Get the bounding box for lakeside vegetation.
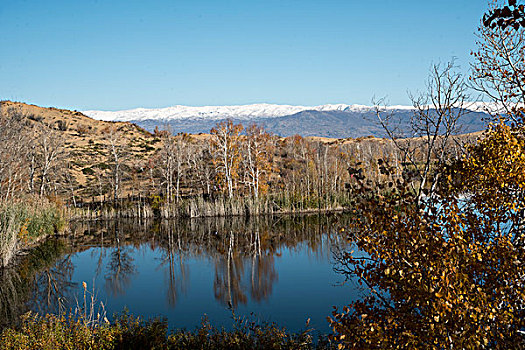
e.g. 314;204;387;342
1;312;331;350
0;199;65;268
0;98;477;220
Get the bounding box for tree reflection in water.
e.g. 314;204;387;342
104;222;136;297
1;213;350;329
212;229;279;309
250;231;277;302
0;239;71;329
160;223;189;307
29;254;76;315
214;231;247;309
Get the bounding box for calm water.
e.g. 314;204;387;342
0;214;363;333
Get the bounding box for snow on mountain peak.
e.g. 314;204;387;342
82;102;500;123
82;103;402;122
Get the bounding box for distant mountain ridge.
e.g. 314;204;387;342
83;103;492;138
83;103;414;122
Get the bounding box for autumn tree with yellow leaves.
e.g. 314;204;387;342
331;135;525;347
472;0;525;122
330;123;525;348
329;1;525;348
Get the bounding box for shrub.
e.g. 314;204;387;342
0;311;330;350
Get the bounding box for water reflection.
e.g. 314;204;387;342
1;213;357;332
0;239;72;329
104;222;137;297
162;224;189;306
29;254;76;315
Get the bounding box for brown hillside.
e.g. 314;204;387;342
0;101;160;198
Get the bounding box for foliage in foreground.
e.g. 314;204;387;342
328;2;525;346
329;123;525;349
0;311;331;350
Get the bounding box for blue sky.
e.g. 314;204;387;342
0;0;487;110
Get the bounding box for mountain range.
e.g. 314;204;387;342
83;103;492;138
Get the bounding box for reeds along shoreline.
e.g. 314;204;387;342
0;200;66;268
65;192;350;221
0;191;349;269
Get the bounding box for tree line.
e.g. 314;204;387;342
0;101;477;218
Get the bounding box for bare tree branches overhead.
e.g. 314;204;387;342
375;61;469;205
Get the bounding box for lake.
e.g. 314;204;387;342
0;213;363;334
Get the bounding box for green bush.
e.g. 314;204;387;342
25;205;65;239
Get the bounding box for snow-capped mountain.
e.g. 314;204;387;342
82;103;413;122
82;103;490;138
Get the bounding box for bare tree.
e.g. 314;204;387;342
174;134;191;202
103;126;126;204
27;142;37;194
159;130;190;204
210;120;243;199
63;160;78;207
187;142;214;197
35;125;64;197
242;124;274;199
376;61;469;205
0;107;30;201
159;129;176;205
